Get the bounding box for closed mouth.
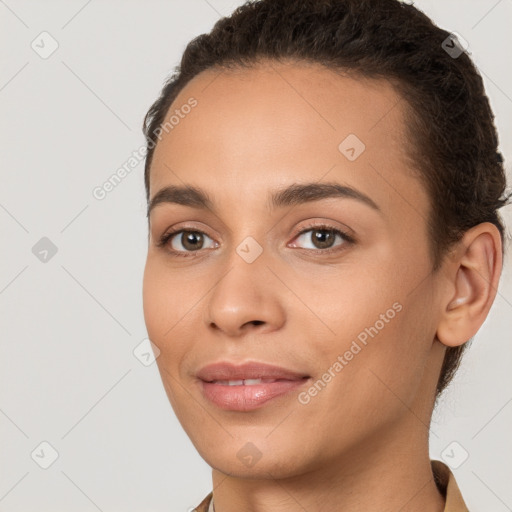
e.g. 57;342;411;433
206;377;308;385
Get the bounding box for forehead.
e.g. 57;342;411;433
149;60;427;220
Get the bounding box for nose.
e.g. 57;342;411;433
203;253;287;338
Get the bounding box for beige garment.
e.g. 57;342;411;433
193;460;469;511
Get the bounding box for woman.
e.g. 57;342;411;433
141;0;509;510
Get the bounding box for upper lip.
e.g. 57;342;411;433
196;361;310;382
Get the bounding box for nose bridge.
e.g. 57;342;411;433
203;234;286;335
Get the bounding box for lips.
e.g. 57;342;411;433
196;361;310;382
196;361;311;411
211;378;282;385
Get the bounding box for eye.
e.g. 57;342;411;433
289;224;354;252
157;229;217;256
157;223;355;258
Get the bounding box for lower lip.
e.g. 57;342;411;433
200;379;309;411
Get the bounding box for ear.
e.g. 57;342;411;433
436;222;503;348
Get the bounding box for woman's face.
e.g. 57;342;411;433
143;61;447;478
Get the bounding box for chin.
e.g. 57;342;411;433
193;437;319;480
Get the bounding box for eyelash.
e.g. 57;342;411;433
156;222;356;258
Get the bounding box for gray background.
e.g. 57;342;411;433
1;0;511;510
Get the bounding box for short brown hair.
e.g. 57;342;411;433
142;0;509;397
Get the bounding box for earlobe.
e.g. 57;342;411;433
436;223;502;348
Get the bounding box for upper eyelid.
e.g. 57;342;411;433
162;223;348;238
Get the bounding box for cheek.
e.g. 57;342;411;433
298;264;399;352
142;260;168;341
297;310;430;444
142;257;191;354
332;296;436;416
143;255;192;324
142;259;195;410
306;261;434;404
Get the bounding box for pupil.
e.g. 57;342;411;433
183;231;203;250
313;229;334;249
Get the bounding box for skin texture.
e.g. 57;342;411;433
142;60;502;512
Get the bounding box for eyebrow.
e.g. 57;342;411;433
147;181;381;217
